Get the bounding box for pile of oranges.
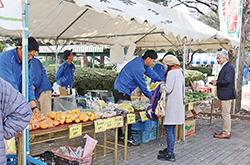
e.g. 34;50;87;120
29;113;59;130
29;110;98;131
47;109;98;124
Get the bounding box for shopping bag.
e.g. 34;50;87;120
155;90;166;118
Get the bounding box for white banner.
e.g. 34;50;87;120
218;0;241;38
0;0;22;30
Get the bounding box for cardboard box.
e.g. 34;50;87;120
185;110;194;119
131;95;147;101
185;119;195;138
191;106;202;116
59;87;67;96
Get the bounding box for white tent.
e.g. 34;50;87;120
0;0;239;51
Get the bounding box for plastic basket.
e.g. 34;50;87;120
51;146;93;165
132;120;157;131
131;128;157;143
7;154;47;165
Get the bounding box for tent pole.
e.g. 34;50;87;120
182;38;186;142
55;42;59;71
56;9;89;40
29;1;63;36
134;27;156;44
161;33;180;50
22;0;29;164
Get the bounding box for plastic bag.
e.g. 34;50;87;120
82;134;98;158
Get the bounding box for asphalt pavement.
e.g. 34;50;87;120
92;117;250;165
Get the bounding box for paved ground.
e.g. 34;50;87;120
91;118;250;165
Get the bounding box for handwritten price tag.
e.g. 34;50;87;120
114;116;124;128
106;117;115;130
127;114;135;124
188;103;193;110
140;111;148;122
69;124;82;139
94;120;106;133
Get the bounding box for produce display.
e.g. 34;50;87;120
28;99;150;131
184;91;215;103
29;110;98;131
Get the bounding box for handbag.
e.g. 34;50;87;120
155;89;166;118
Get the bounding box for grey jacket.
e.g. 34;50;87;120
0;78;31;164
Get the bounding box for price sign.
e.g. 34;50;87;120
127;114;135;124
94;120;106;133
69;124;82;139
114;116;124;128
106;117;115;130
188;103;194;110
140;111;148;122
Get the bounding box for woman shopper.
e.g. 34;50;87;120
157;55;184;162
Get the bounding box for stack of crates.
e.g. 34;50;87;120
131;117;157;143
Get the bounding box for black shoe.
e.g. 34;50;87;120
118;136;124;142
158;148;168;155
157;153;176;162
127;139;140;146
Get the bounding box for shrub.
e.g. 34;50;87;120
190;66;212;76
45;66;118;95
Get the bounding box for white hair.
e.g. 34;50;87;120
217;50;228;59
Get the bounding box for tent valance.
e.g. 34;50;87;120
0;0;239;51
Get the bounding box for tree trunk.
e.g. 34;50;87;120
100;56;105;68
235;0;250;113
83;56;88;67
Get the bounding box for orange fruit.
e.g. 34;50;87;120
75;118;80;123
53;120;59;126
60;119;65;125
66;118;72;123
79;114;84;121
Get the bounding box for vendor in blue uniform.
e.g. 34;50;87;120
0;37;41;114
150;52;175;84
29;58;53;115
113;49;162;146
55;49;75;89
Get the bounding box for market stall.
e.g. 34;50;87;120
0;0;240;164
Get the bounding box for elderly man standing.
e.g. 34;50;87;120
210;50;236;139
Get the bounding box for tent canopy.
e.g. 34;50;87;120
0;0;239;51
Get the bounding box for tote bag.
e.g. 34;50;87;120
155;89;166;117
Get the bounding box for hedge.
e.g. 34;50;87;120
45;66;118;95
190;66;212;76
45;67;204;95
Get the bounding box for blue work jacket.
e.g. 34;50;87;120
30;58;53;98
114;57;162;98
150;60;166;84
0;48;35;102
55;61;75;88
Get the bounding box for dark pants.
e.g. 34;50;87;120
112;88;132;139
164;125;176;155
